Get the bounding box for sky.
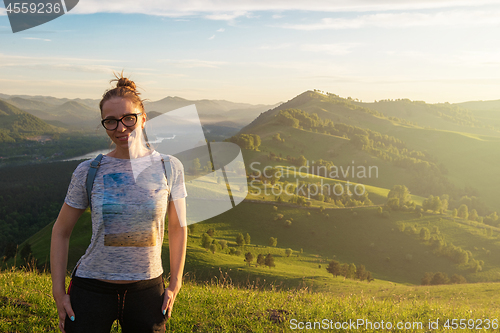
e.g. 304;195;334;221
1;0;500;105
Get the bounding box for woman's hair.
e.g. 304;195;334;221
99;72;145;115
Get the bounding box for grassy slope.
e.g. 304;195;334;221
18;200;500;288
242;123;414;193
242;92;500;212
2;270;500;333
379;125;500;210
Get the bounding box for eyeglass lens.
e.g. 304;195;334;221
102;114;139;130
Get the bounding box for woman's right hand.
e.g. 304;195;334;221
54;293;75;333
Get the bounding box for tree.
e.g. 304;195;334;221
265;254;275;268
440;199;449;214
252;134;261;150
268;237;277;247
264;167;281;185
431;272;449;285
201;233;212;249
236;233;245;246
244;252;254;266
431;196;443;213
484;212;499;226
192;158;201;174
284;220;292;228
219;240;227;249
351;134;371;150
207;228;215;237
422;195;433;212
355;264;368;280
205;161;213;173
457;204;469;220
450;274;467;284
244;233;251;245
285;248;293;257
386;197;400;210
387;185;411;209
420;227;431;241
339;263;349;278
297;155;307;167
469;209;478;221
188;224;196;235
347;263;357;279
421;272;433;285
4;242;17;261
257;254;265;266
457;250;469;265
209;243;217;254
326;260;341;277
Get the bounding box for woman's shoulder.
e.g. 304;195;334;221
73;158;94;173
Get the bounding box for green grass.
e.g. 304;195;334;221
17;200;500;289
2;269;500;332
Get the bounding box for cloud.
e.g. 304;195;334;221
272;14;284;19
217;28;225;32
279;9;500;30
23;37;52;42
69;0;500;16
205;11;249;21
0;53;125;74
158;59;227;68
259;43;293;50
208;34;215;40
0;8;6;16
301;43;361;55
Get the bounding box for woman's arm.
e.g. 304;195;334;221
162;198;187;318
51;203;85;333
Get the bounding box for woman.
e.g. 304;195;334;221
51;74;187;333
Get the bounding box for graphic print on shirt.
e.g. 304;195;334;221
102;170;168;247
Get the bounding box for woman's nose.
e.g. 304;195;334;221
116;120;127;131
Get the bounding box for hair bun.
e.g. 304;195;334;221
116;77;137;91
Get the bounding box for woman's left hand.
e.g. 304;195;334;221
162;284;180;319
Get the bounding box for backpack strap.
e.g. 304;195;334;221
161;156;172;200
86;154;104;210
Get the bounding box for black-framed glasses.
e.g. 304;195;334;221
101;112;143;130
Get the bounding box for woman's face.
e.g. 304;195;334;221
101;97;146;153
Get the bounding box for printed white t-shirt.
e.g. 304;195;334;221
64;151;187;280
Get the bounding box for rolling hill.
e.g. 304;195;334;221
239;90;500;214
0;99;64;142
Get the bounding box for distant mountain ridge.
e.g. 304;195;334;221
0;93;279;137
0;99;63;142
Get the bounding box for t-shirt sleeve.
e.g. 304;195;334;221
168;155;188;201
64;161;90;209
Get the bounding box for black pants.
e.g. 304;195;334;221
64;275;166;333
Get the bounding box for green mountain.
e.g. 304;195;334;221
239;91;500;214
0;99;64;142
5;98;100;131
